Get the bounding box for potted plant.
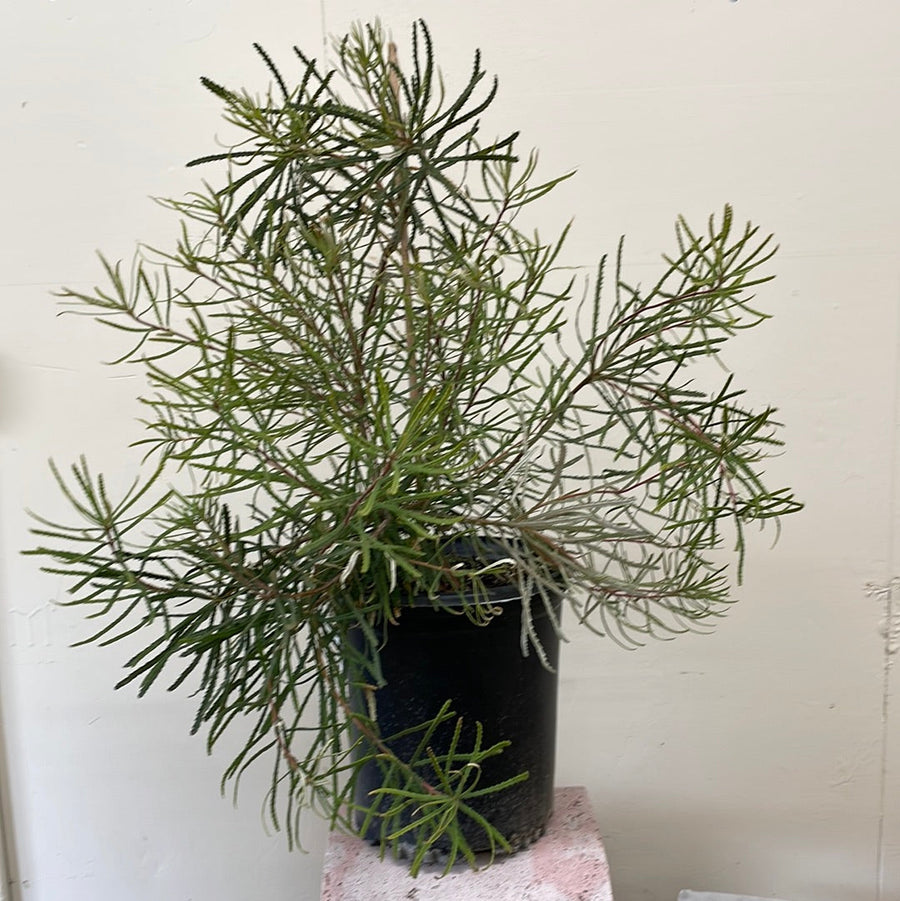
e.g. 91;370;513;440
28;20;801;874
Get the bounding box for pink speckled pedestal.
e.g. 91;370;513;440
319;786;613;900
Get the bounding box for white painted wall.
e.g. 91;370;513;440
1;2;897;899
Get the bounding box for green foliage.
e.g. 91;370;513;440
27;20;801;868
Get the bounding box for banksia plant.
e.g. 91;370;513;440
28;20;801;871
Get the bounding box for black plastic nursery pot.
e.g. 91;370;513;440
348;575;562;856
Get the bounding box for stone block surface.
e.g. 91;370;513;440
320;785;613;900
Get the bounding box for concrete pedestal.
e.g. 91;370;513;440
320;786;613;900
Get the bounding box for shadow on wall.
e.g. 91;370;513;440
598;790;874;901
679;893;794;901
0;687;21;901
